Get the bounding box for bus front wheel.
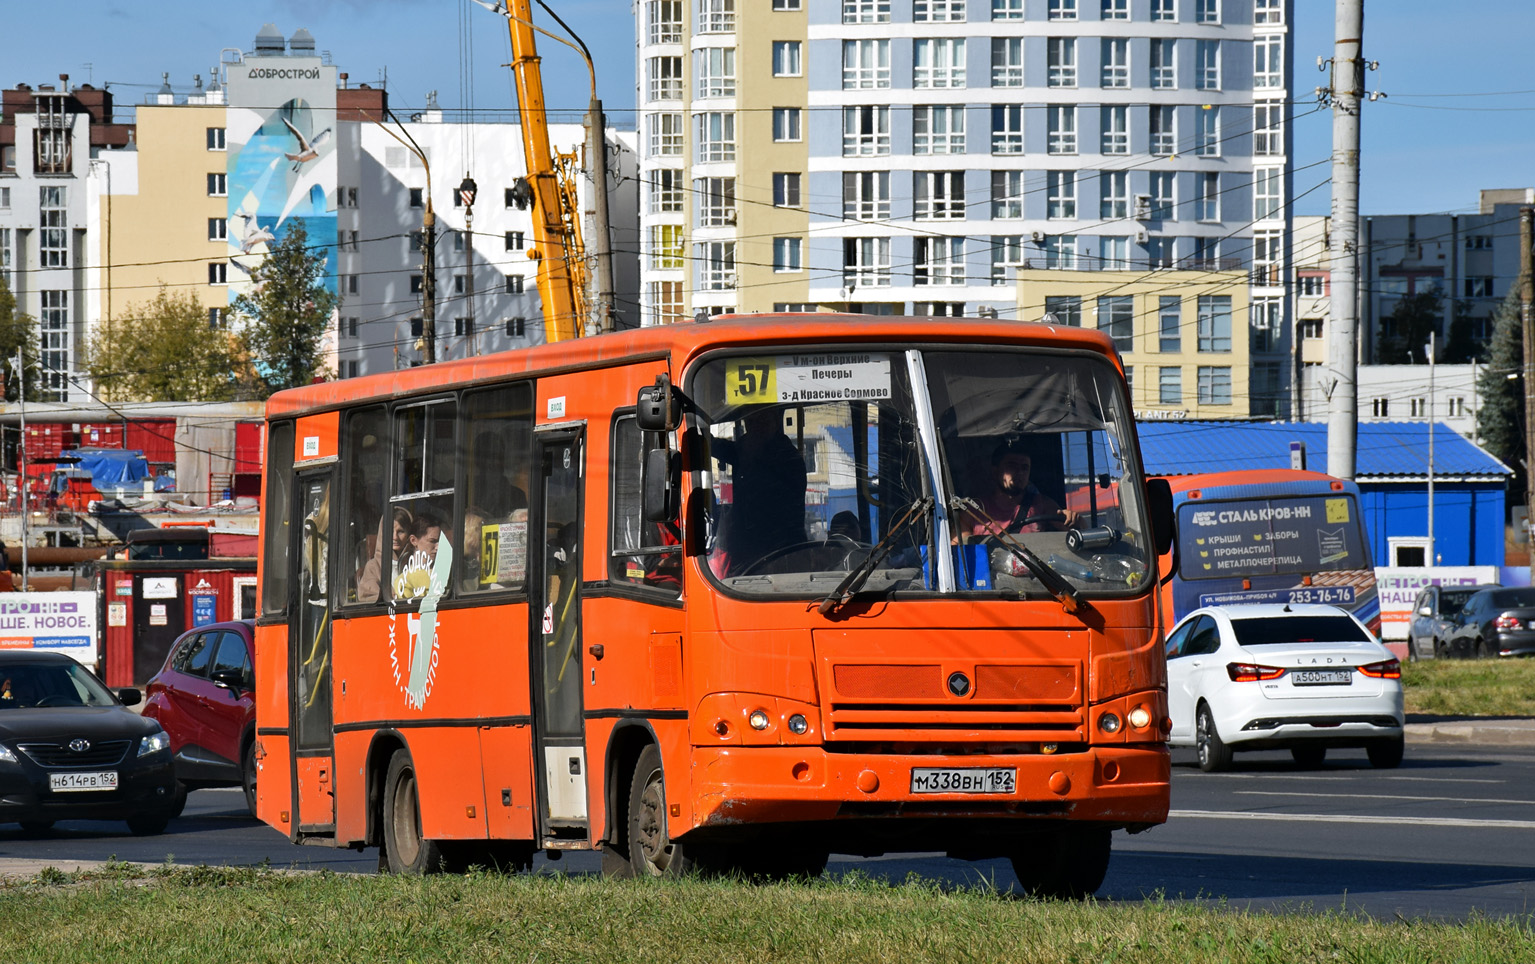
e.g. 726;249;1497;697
626;744;695;877
1009;826;1111;899
383;749;447;874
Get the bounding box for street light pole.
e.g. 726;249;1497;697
15;347;26;591
1427;330;1435;565
365;108;437;363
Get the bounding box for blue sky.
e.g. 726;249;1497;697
7;0;1531;216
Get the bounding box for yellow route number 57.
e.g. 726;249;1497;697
726;357;777;405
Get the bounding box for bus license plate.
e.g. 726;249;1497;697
1293;670;1352;686
49;771;118;792
910;767;1016;795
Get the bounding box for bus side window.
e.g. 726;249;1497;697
611;413;681;595
391;399;457;604
343;406;389;604
261;421;295;616
460;384;533;594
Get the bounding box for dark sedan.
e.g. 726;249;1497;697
0;651;178;835
1445;587;1535;658
1406;584;1499;660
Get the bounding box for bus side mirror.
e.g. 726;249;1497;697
637;375;682;432
642;447;680;522
1146;477;1174;557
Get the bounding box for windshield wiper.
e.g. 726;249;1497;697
950;497;1084;614
818;497;933;615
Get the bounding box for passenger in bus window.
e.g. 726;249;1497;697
462;507;486;591
710;406;808;575
960;437;1078;537
357;506;413;603
394;511;444;600
471;431;530;519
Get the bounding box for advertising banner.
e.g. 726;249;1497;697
1374;566;1500;640
0;592;99;668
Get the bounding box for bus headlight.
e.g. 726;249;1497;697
1127;706;1152;730
748;710;770;731
1097;712;1122;734
787;714;808;735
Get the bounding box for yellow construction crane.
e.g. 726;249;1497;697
476;0;614;343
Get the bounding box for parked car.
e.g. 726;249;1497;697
142;620;256;816
1444;587;1535;659
1406;584;1499;661
0;651;177;834
1165;604;1405;772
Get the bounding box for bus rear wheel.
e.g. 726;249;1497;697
383;749;447;874
1009;826;1112;900
626;744;695;877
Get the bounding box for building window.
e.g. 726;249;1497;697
990;235;1024;285
844;237;892;287
1196;39;1220;90
1197;366;1232;405
1254;103;1283;155
1300;318;1323;339
1101;105;1128;154
507;315;528;338
39;187;68;268
1101;0;1127;18
915;171;966;220
1463;276;1494;297
1253;228;1282;285
38;290;69;401
1197;295;1232;352
774;237;804;272
695;177;736;228
1449;396;1467;417
914;38;966;88
347;274;359;295
1044;235;1077;269
772;41;802;77
345;316;358;337
843;0;890;23
208;262;228;285
773;108;802;142
648;0;683;43
1298;275;1326;298
345;187;359;208
843;106;891;155
844;171;891;220
1254;167;1282;221
1100;171;1128;219
0;187;8;209
1101;39;1129;89
773;0;801;9
698;0;735;33
1370;397;1389;418
993;0;1024;19
914;0;966;21
1198;172;1219;221
844;39;891;89
1150;171;1175;220
695;112;736;162
914;105;966;154
1158;367;1182;404
915;237;965;286
650;224;684;269
207;173;227;197
1146;237;1175;269
210;308;227;329
1047;38;1076;88
1151;0;1175;20
409;187;423;208
507;274;526;293
1466;235;1493;250
505;230;527;252
1158;296;1182;352
1045;295;1082;326
1151;38;1175;89
1047;171;1076;219
1100;236;1130;270
649;56;684;101
1151;105;1176;155
1047;105;1076;154
695;241;737;290
992;105;1025;154
410;275;423;295
1197;0;1219;22
647;172;682;214
454;317;474;338
1192;107;1218;157
1255;0;1283;23
647;113;684;157
1254;36;1283;88
1251;297;1282;352
991;38;1023;87
774;172;802;208
991;170;1023;219
0;228;10;287
1048;0;1077;18
208;217;227;241
206;127;226;151
1098;296;1132;351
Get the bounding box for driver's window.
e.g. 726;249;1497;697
183;633;215;678
1186;616;1220;656
211;632;251;687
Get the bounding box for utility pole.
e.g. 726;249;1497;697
421;197;438;364
460;176;479;355
1520;206;1534;548
1427;329;1436;565
15;348;26;591
1325;0;1364;480
586;97;616;335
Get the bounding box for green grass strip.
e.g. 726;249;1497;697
1402;658;1535;717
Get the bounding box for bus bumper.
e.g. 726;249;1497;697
688;744;1169;830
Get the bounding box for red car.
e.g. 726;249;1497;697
142;620;256;817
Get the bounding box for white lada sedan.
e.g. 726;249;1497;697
1165;604;1405;772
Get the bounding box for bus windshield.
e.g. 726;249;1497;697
691;347;1151;599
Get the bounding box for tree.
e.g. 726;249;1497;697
0;275;42;402
233;221;338;396
1442;300;1492;365
86;287;244;401
1376;290;1444;364
1476;287;1524;494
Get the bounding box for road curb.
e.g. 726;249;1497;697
1405;720;1535;747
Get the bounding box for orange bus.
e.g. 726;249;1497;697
254;314;1174;895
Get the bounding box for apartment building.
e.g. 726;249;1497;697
635;0;1293;366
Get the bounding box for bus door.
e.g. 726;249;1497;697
290;469;336;837
530;428;588;842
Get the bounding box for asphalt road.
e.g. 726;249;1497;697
3;744;1533;921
